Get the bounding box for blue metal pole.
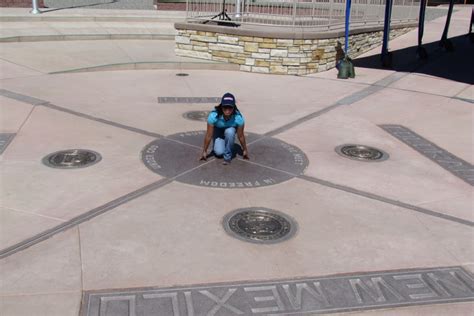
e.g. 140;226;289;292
381;0;393;66
338;0;355;79
344;0;352;56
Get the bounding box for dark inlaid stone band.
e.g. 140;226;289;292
223;207;297;244
0;88;48;105
183;111;211;122
42;149;101;169
142;131;308;188
335;144;389;162
0;133;15;155
81;266;474;316
0;178;172;259
380;125;474;186
158;97;221;104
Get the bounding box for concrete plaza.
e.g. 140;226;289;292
0;4;473;316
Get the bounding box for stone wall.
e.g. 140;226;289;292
0;0;44;7
175;25;413;75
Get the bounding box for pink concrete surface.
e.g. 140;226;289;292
0;5;472;316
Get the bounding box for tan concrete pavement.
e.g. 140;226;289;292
0;4;473;316
0;7;233;75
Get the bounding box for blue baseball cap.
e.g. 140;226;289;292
220;92;236;107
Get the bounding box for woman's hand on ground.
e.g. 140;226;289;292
243;149;249;160
199;152;207;161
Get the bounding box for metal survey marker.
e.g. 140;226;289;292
42;149;101;169
335;144;389;162
223;207;297;244
183;111;211;122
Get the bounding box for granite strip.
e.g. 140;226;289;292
0;133;16;155
299;174;473;227
81;266;474;316
380;125;474;186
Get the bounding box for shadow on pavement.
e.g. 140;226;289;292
353;34;474;84
42;0;117;12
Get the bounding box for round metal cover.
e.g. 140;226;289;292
176;73;189;77
42;149;101;169
335;144;389;162
183;111;211;122
223;207;297;244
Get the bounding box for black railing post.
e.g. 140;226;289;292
381;0;393;67
440;0;455;51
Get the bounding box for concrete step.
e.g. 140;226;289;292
0;34;175;42
0;8;182;42
49;60;240;74
0;7;186;22
0;14;185;22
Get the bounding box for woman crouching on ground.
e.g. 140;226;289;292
199;92;249;164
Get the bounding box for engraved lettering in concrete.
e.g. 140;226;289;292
199;288;244;315
350;277;404;303
179;131;205;137
146;145;159;154
158;97;221;104
244;285;285;313
263;178;276;185
279;142;308;167
426;270;474;297
393;274;439;300
184;291;195;316
0;133;15;155
99;295;136;316
380;125;474;185
281;282;331;310
144;154;161;170
199;178;275;188
83;267;474;315
143;293;179;315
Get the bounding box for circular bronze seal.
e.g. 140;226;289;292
42;149;102;169
335;144;389;162
183;111;211;122
223;207;297;244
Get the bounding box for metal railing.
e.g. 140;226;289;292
186;0;420;30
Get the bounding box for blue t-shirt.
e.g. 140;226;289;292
207;111;245;129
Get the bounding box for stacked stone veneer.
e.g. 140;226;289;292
175;25;413;75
